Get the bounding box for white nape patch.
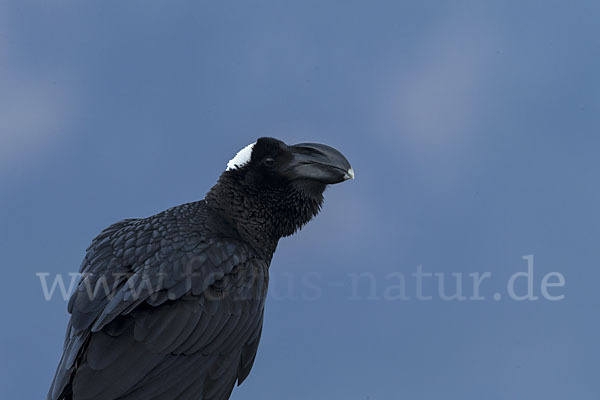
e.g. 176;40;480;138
226;142;256;171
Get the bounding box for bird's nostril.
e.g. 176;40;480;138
293;146;326;157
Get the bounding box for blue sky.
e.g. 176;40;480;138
1;1;599;399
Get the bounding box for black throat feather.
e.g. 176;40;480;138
205;172;325;261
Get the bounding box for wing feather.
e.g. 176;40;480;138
49;202;269;400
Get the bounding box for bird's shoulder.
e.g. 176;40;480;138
68;200;267;332
80;200;242;272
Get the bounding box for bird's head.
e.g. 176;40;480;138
207;137;353;249
225;137;353;197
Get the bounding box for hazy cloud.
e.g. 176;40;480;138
0;12;77;177
375;19;502;157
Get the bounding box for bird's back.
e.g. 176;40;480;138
49;200;269;400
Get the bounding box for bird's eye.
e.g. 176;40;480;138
263;157;276;167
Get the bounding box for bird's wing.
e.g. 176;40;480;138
49;206;268;400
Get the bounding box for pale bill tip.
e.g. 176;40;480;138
344;167;355;180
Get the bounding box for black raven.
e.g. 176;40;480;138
48;137;353;400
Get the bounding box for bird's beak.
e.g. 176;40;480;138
285;143;354;184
